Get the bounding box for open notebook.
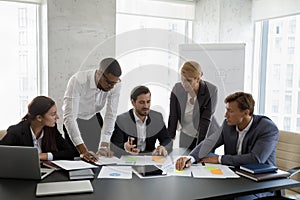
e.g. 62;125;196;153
0;145;54;180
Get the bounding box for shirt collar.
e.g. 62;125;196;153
30;126;44;141
89;70;98;90
236;117;253;134
132;109;148;124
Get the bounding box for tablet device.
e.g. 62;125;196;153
132;165;166;178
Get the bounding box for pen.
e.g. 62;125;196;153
183;158;191;169
128;136;133;152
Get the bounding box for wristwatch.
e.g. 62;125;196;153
99;146;108;152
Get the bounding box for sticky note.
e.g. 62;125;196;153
210;169;223;174
126;157;137;162
152;156;164;163
205;166;217;170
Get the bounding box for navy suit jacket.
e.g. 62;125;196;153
168;80;218;144
0;120;75;160
190;115;279;167
111;109;172;156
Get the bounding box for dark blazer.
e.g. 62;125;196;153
190;115;279;167
111;109;172;155
168;80;218;144
0;120;75;160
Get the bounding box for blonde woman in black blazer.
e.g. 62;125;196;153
168;61;218;151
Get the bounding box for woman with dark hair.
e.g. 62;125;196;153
0;96;75;160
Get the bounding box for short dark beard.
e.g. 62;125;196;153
97;81;107;91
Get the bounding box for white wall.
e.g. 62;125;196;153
193;0;253;94
47;0;116;129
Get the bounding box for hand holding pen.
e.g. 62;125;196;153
125;137;140;155
175;157;192;170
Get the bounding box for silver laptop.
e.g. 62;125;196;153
0;145;54;180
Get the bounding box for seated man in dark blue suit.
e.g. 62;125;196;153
111;85;172;157
176;92;279;199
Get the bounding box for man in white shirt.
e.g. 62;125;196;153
62;57;122;162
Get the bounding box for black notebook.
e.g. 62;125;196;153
240;163;278;174
236;169;290;182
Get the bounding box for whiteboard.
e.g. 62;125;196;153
179;43;245;124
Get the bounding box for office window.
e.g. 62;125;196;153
284;95;292;114
288;17;296;34
285;64;293;88
18;8;27;28
271;91;279;113
271;116;278;125
299;67;300;87
273;37;282;52
298;92;300;115
272;64;281;84
283;117;291;131
254;14;300;133
0;1;41;130
116;0;194;115
297;118;300;132
287;37;295;55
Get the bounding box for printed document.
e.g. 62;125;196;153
98;166;132;179
51;160;98;171
191;164;240;179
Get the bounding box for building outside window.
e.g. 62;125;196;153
254;14;300;133
0;1;41;130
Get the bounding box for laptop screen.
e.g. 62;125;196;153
0;145;53;180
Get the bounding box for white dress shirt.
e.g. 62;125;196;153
133;110;147;152
236;117;253;155
218;117;253;164
62;69;121;146
181;93;198;138
30;127;53;160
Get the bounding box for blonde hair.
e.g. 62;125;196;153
180;61;203;78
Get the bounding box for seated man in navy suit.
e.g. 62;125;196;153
111;85;172;156
176;92;279;200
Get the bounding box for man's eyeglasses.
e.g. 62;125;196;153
102;73;121;86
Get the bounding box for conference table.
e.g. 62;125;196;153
1;148;300;200
0;168;300;200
